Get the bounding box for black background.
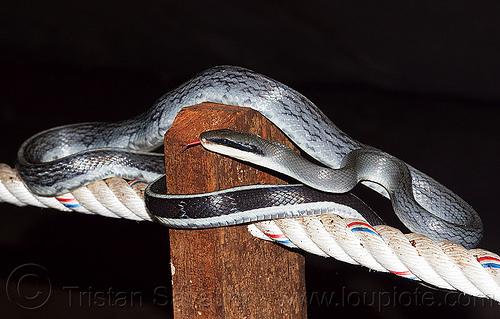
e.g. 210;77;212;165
1;1;499;318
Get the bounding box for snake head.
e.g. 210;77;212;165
199;129;265;162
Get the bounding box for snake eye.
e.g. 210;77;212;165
211;135;263;155
213;137;230;146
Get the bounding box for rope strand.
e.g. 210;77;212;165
1;163;499;301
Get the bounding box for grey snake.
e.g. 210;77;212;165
15;65;483;248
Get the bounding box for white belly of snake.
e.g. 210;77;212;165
15;65;483;248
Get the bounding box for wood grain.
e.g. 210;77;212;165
165;103;307;318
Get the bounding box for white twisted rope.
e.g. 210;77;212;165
1;163;500;302
0;164;151;221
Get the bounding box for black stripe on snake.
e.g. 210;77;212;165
15;65;483;248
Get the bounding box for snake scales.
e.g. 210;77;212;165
16;65;483;248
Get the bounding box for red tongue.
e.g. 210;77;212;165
181;139;201;153
185;140;201;148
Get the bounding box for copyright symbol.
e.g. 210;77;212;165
6;263;52;309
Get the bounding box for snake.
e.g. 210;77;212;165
15;65;483;248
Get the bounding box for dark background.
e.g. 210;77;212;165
1;1;499;318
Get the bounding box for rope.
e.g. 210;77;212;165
1;163;500;301
0;164;151;221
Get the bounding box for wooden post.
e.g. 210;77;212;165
164;103;307;318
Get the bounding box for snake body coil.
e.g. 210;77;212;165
16;65;483;248
146;177;385;229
